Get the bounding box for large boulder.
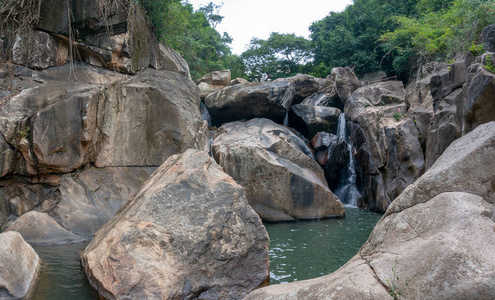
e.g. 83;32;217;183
81;149;269;300
274;74;319;104
212;118;345;221
246;122;495;300
288;105;341;139
0;231;40;299
301;93;340;108
0;64;208;176
198;69;231;86
205;81;295;127
331;67;363;106
6;211;83;244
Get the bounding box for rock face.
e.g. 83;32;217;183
205;81;295;127
0;231;40;299
332;67;363;106
198;69;231;86
212;118;345;221
0;64;207;176
311;132;349;190
0;0;181;75
0;63;208;240
81;149;269;300
288;105;341;139
344;80;423;211
245;122;495;300
480;24;495;52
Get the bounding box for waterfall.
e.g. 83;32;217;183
200;102;212;127
334;113;361;207
283;112;289;126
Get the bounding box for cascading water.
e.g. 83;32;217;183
200;102;212;127
334;113;361;207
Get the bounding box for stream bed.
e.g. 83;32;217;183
29;206;381;298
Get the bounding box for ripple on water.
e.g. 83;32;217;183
265;206;382;284
31;242;98;300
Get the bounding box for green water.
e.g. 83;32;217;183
27;207;380;298
31;242;98;300
265;206;382;284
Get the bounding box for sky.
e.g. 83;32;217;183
186;0;353;55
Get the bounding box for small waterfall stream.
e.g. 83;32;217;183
334;113;361;207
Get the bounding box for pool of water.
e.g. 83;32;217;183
27;207;381;298
31;242;98;300
265;206;382;284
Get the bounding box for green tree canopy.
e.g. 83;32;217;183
241;32;313;81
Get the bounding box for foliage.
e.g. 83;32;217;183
241;32;313;81
309;0;421;79
393;112;402;121
484;55;495;73
381;0;495;79
138;0;246;79
470;43;485;56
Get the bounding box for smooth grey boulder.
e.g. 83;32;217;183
81;149;269;300
0;231;40;299
6;211;83;244
288;104;341;139
205;81;295;127
301;93;340;108
197;82;226;99
361;70;387;85
212;118;345;221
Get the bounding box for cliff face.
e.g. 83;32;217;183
0;0;207;239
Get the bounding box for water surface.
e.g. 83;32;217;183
265;206;382;284
31;242;98;300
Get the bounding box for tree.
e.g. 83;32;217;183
241;33;313;81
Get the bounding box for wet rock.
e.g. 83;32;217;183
213;118;344;221
311;132;349;189
288;105;341;139
6;211;83;244
0;231;40;299
205;81;295;127
81;149;269;300
274;74;319;104
407;106;433;151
